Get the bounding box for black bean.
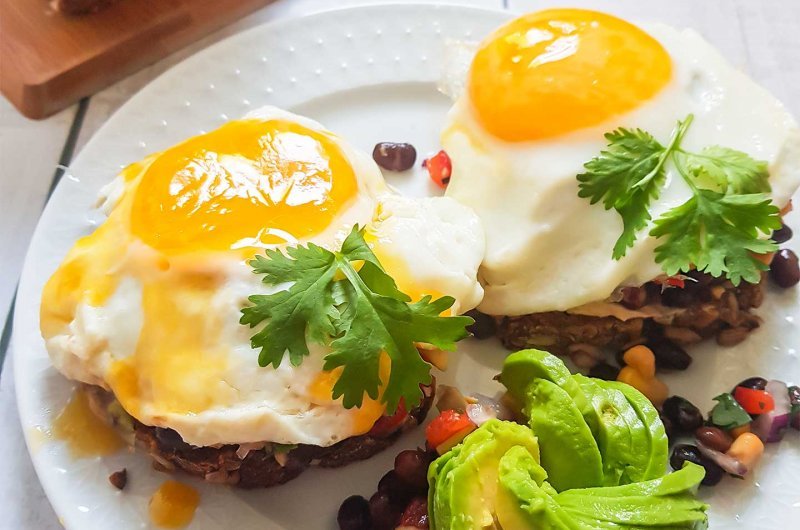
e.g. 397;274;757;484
733;377;768;392
464;309;496;339
662;396;704;433
377;470;413;505
771;222;793;244
770;249;799;288
649;339;692;371
699;460;725;486
695;426;733;453
670;444;702;470
659;411;676;443
369;492;401;530
394;450;429;492
338;495;371;530
372;142;417;172
670;444;724;486
589;362;620;381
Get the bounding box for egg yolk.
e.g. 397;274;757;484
468;9;672;141
131;119;358;254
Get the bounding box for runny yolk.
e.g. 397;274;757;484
52;387;125;458
310;353;392;434
468;8;673;141
149;480;200;529
131;119;358;254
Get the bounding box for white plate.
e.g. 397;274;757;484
12;4;800;530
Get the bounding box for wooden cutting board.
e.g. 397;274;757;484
0;0;276;119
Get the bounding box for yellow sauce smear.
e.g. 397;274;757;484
107;273;236;418
149;480;200;529
52;388;125;458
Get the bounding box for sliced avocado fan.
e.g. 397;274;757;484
573;374;652;486
524;379;604;491
600;380;669;481
496;449;708;530
500;349;600;436
427;419;540;530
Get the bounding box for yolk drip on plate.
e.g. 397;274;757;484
468;8;673;141
52;387;125;458
149;480;200;529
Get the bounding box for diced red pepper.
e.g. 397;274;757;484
368;400;408;438
423;150;452;188
734;386;775;415
665;277;686;288
425;409;474;448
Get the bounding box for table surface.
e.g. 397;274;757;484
0;0;797;528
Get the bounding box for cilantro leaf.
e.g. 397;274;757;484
576;114;781;283
241;244;338;367
710;393;751;430
650;190;780;285
242;226;472;412
684;146;770;194
577;128;668;259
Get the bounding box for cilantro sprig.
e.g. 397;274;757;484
577;114;780;284
240;226;472;412
709;393;751;430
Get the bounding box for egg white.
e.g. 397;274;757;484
44;106;484;447
443;23;800;316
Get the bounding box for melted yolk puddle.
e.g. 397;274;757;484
310;353;392;434
131;119;358;254
469;8;672;141
52;388;125;458
149;480;200;529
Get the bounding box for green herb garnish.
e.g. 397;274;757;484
710;393;751;430
240;226;472;412
577;114;780;284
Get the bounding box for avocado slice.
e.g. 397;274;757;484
525;379;604;491
495;450;708;530
500;349;599;436
495;446;578;530
602;381;669;481
428;419;540;530
572;374;636;486
556;463;709;528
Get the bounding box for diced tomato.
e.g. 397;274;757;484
665;276;686;289
734;386;775;415
426;410;474;448
368;400;408;438
423;150;452;188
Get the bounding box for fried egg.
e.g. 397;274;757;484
442;9;800;316
41;106;484;447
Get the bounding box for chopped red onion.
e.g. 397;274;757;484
465;394;516;426
752;380;792;443
697;442;748;477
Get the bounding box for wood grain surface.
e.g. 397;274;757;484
0;0;275;119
